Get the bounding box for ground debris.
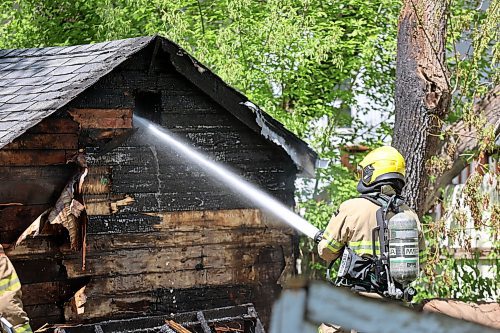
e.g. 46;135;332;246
165;320;192;333
46;303;265;333
214;323;244;332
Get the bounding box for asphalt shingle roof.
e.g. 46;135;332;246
0;36;154;148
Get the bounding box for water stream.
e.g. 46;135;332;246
134;115;319;239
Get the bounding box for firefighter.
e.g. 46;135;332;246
0;244;32;333
317;146;426;333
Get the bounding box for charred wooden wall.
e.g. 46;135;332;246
1;44;297;328
0;115;84;325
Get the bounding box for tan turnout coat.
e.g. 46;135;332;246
0;245;32;333
318;197;426;265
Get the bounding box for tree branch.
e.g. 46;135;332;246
424;85;500;211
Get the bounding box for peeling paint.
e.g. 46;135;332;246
243;101;310;176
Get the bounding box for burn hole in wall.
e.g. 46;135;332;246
134;90;162;123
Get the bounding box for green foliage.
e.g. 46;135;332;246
414;171;499;302
417;0;500;303
447;0;499;151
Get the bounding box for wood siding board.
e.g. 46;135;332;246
86;209;264;234
0;204;51;243
161;93;225;111
160;113;247;131
69;88;134;109
27;117;80;134
98;71;193;92
86;146;156;167
108;192;247;213
156;132;270;150
79;128;132;147
5;236;62;260
110;170;280;195
82;228;293;250
68;108;133;129
0;150;68;166
12;258;67;284
0;165;76;181
63;247;260;279
111;172;160;193
64;285;254;321
4;133;78;150
74;268;256;295
86;213;161;234
70;108;132;119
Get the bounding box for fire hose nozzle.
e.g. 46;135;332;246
314;230;324;244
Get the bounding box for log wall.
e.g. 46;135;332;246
1;44;298;328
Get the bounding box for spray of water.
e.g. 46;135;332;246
134;115;320;239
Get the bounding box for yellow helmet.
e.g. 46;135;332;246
358;146;406;186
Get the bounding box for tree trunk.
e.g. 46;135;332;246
392;0;451;217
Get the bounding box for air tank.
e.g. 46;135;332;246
388;212;419;283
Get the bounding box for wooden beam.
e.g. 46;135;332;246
64;265;257;289
0;150;68;166
270;282;499;333
62;243;285;278
64;285;255;321
4;133;78;150
83;228;292;250
28;117;80;134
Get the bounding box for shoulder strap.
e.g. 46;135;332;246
359;193;395;208
376;208;388;256
360;194;382;207
361;193;409;259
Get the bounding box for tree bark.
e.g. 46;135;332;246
392;0;451;217
423;85;500;211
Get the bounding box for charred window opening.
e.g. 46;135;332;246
134;90;162;123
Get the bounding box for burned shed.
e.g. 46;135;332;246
0;36;317;328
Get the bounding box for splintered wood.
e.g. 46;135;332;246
166;320;192;333
214;324;244;332
68;108;133;129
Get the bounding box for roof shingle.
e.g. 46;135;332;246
0;36;154;149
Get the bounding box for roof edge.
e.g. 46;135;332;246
157;36;318;177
